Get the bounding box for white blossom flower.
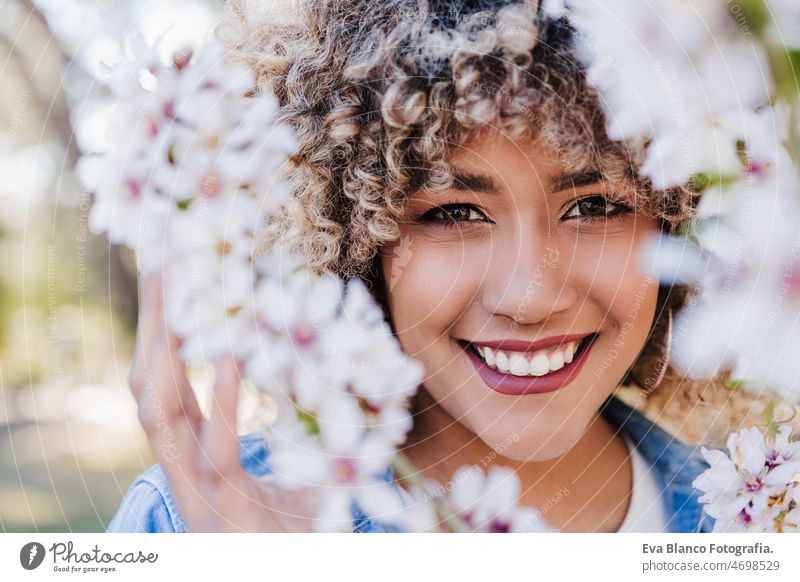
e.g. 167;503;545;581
385;482;442;532
98;31;168;99
320;278;425;406
693;425;800;532
441;465;553;532
712;485;799;532
78;34;295;269
265;421;402;532
76;150;169;253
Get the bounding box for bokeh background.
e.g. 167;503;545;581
0;0;225;532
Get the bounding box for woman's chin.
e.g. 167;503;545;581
475;425;584;463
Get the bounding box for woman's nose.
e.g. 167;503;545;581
480;235;578;327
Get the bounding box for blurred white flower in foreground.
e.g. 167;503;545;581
437;465;554;533
765;0;800;49
562;0;770;189
639;105;800;399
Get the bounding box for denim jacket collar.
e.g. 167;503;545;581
600;394;715;533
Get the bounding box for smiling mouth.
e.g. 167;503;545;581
457;333;598;378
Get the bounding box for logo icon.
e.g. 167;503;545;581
20;542;46;570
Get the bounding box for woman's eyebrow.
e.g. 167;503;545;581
449;168;606;196
451;170;502;194
548;169;605;192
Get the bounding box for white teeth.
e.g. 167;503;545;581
495;351;510;372
529;353;550;376
509;354;529;375
549;351;565;372
471;338;586;377
564;341;575;364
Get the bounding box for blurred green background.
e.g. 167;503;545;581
0;0;225;532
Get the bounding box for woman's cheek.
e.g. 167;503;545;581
570;227;660;372
384;232;479;332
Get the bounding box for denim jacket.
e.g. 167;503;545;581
105;394;715;533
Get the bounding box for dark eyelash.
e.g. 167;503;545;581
414;195;634;230
563;195;634;222
414;201;491;230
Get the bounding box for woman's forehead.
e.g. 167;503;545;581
447;131;605;184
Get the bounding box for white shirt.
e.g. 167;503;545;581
617;433;670;532
393;433;670;532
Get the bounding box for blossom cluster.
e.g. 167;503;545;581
694;425;800;532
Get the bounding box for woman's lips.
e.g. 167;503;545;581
460;333;599;395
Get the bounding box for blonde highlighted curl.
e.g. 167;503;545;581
218;0;799;445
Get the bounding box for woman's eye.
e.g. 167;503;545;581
417;203;489;228
562;195;632;221
415;196;631;229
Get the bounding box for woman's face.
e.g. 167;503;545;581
380;127;661;461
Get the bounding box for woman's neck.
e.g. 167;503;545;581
401;387;633;532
